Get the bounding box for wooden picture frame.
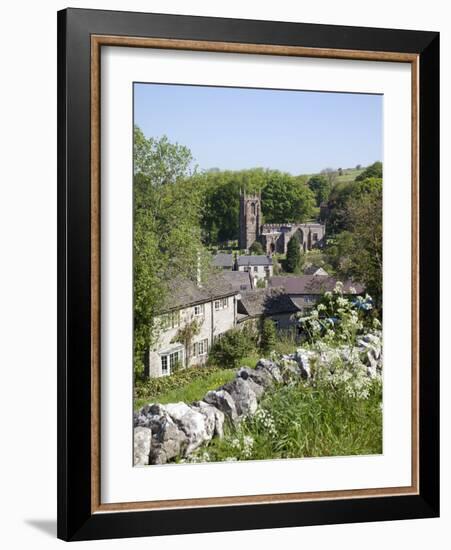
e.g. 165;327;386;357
57;7;439;541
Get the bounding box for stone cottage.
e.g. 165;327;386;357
146;275;239;378
236;255;273;286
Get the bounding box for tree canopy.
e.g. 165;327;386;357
133;126;209;375
307;174;331;206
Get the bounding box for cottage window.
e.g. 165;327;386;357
193;339;208;357
170;351;181;370
160;349;182;376
161;355;169;376
253;266;258;272
215;298;229;310
194;304;205;316
313;233;318;242
161;311;180;329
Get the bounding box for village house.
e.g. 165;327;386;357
237;287;301;331
269;275;364;313
238;275;365;336
146;275;239;378
212;253;234;270
236;255;273;286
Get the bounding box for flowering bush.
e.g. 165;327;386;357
300;282;376;347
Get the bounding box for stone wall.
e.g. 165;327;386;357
134;333;382;466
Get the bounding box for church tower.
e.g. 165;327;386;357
239;192;261;250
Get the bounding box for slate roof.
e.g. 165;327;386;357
236;255;272;267
238;288;301;318
212;253;234;269
164;273;238;311
269;275;364;295
221;270;253;292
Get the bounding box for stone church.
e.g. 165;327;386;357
239;192;326;254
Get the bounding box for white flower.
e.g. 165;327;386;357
334;281;344;293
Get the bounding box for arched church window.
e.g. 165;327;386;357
251;202;256;215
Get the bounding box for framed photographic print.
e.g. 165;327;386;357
57;8;439;541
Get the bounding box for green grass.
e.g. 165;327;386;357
334;168;364;184
188;380;382;462
134;367;236;410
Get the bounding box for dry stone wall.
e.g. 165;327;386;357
134;333;382;466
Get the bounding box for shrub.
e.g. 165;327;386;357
249;241;264;255
299;282;376;346
208;328;255;369
260;318;277;353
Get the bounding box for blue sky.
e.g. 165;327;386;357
134;83;382;175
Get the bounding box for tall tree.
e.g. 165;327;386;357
133;126;207;376
261;172;315;224
307;174;331;206
343;180;383;307
286;234;302;273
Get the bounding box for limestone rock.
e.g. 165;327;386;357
191;400;225;439
221;377;258;417
237;366;274;390
165;402;212;455
255;358;283;384
278;358;304;384
292;349;316;379
133;427;152;466
204;389;238;423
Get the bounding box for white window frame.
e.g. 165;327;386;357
160;310;181;330
194;303;205;316
215;297;229;310
161;355;169;376
193;338;208;357
160;349;183;376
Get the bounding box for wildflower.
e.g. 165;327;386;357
333;281;344;293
